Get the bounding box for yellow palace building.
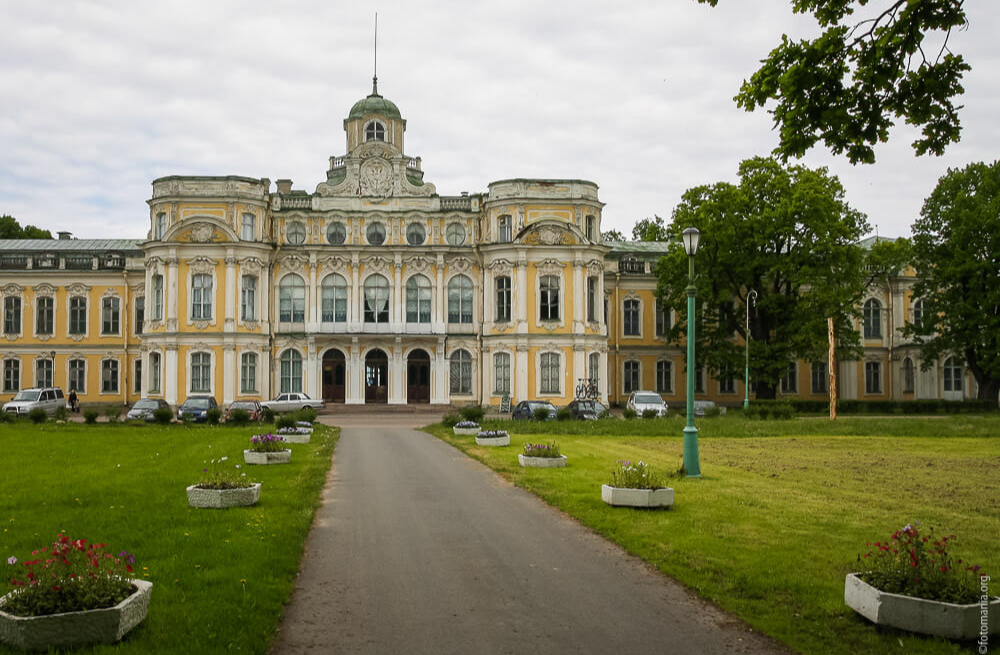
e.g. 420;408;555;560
0;86;977;409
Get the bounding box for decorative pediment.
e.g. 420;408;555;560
362;255;392;275
66;283;91;297
188;257;217;275
587;259;605;277
624;290;640;301
404;256;432;275
488;259;514;277
278;255;308;274
133;283;145;297
176;222;230;244
239;256;266;274
2;283;24;296
101;287;121;299
521;222;578;246
537;259;565;277
33;284;57;297
320;255;351;275
449;257;475;275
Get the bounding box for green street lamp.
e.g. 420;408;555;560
744;289;757;410
681;227;701;478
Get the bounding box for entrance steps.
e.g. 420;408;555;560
319;403;453;415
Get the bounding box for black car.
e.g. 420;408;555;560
565;399;605;420
512;400;557;420
126;398;172;421
177;396;219;422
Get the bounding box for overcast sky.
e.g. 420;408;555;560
1;0;997;241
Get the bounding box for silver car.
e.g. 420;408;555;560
626;391;668;417
126;398;172;421
3;388;67;416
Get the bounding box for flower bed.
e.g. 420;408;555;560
602;460;673;508
518;442;567;467
453;421;480;436
475;429;510;447
277;426;312;444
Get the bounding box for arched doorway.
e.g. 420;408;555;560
322;349;346;403
407;349;431;404
365;349;389;404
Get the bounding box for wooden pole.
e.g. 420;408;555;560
828;317;837;420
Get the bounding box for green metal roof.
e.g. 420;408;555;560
605;241;674;258
0;239;143;253
857;235;898;250
348;93;401;121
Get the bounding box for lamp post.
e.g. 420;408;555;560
681;227;701;478
744;289;757;410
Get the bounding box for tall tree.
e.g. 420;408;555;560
906;161;1000;405
602;229;627;242
697;0;970;164
631;215;669;242
0;215;53;239
656;157;870;399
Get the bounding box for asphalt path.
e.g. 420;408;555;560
270;417;790;655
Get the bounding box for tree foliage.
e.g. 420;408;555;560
697;0;970;163
655;157;870;399
631;215;669;242
906;160;1000;405
602;229;627;242
0;215;53;239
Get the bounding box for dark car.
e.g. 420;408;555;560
226;400;262;421
566;399;604;420
177;396;218;422
126;398;171;421
512;400;557;420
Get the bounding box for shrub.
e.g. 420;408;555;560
260;407;275;424
608;460;666;490
623;408;637;420
523;442;561;458
83;408;100;424
533;406;552;421
104;406;121;423
293;407;318;424
275;414;296;430
770;403;795;420
704;405;722;418
598;409;615;420
249;433;287;453
460;405;485;423
641;409;658;419
206;408;222;425
153;407;173;425
227;409;251;426
0;411;14;423
556;407;573;421
441;412;461;427
53;406;69;421
28;408;47;424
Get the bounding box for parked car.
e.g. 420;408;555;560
260;393;325;413
626;391;668;417
177;396;219;422
126;398;171;421
3;387;67;416
226;400;262;421
565;399;603;420
693;400;718;417
512;400;557;420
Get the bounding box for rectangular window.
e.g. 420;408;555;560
133;359;142;394
3;359;20;393
495;276;511;323
539;275;559;321
719;373;735;394
589;352;600;389
902;359;915;394
69;359;86;394
655;300;671;336
191;274;213;320
449;353;472;395
69;297;87;335
102;359;119;393
102;297;120;335
36;297;54;335
695;365;705;394
811;361;828;394
587;277;596;322
149;353;161;394
494;352;511;395
623;361;640;394
3;297;21;335
656;360;672;393
241;214;255;241
623;299;640;336
540;352;560;394
152;275;163;321
36;359;53;388
190;352;211;393
780;362;797;394
241;353;257;394
241;275;257;322
498;215;512;243
134;297;144;335
156;213;167;240
865;361;882;394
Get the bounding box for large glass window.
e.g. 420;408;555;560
133;359;142;394
3;359;19;393
449;349;472;394
587;277;597;322
152;275;163;320
448;275;473;324
241;275;257;322
911;299;924;328
498;215;512;243
280;349;303;393
863;299;882;339
364;120;385;142
241;352;257;394
865;361;882;394
366;222;386;246
656;360;672;393
655;300;671;336
134;297;144;335
719;372;736;394
494;352;511;395
241;213;255;241
191;275;212;321
69;359;86;394
902;357;915;394
539;275;559;321
623;299;640;336
279;274;305;323
623;361;640;394
446;223;466;246
406;223;426;246
190;352;211;393
586;215;595;241
406;275;432;323
322;274;349;323
101;359;119;393
943;357;963;393
495;276;511;322
540;352;560;394
155;212;167;240
363;275;390;324
695;365;705;393
327;223;346;245
69;297;87;335
811;361;828;394
102;297;120;335
780;362;797;393
36;297;54;335
3;297;20;335
589;352;600;387
286;221;306;245
149;353;161;394
36;358;53;388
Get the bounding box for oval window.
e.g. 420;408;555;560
327;222;346;245
366;222;386;246
446;223;466;246
287;221;306;245
406;223;426;246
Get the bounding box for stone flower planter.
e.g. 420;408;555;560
845;573;999;640
0;579;152;651
280;433;311;444
186;483;261;508
475;435;510;447
453;426;480;436
601;484;674;508
518;454;568;468
244;449;292;465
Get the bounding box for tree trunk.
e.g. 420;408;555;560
977;377;1000;408
828;317;837;421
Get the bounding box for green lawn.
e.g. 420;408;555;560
0;421;337;655
428;416;1000;655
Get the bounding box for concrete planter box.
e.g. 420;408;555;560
0;579;152;651
243;449;292;465
601;484;674;508
518;454;568;468
475;435;510;447
453;426;480;436
845;573;999;640
280;433;311;444
187;483;261;509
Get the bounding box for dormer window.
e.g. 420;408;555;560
498;215;512;243
365;120;386;142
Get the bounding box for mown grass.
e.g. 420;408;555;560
428;417;1000;655
0;422;337;655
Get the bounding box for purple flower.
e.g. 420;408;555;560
7;556;17;565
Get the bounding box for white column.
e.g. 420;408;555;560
389;345;404;404
347;340;363;404
573;260;584;332
573;346;585;397
305;342;318;398
392;265;402;326
600;350;609;403
351;264;361;331
165;345;179;406
433;338;447;403
307;261;318;331
261;266;271;333
261;347;271;400
516;257;528;333
224;255;236;331
597;273;606;326
515;346;529;401
483;270;494;326
434;257;445;327
223;346;235;405
167;256;179;325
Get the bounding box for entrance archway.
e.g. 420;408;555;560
322;349;346;403
365;349;389;404
407;349;431;404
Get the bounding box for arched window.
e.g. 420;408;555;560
539;275;559;321
540;352;560;394
363;274;390;324
367;222;386;245
450;349;472;395
943;356;963;393
280;349;303;393
364;120;385;142
494;352;511;395
406;275;432;323
322;274;349;323
863;299;882;339
406;223;426;246
902;357;915;394
448;275;473;324
190;352;211;393
279;274;305;323
495;276;511;322
623;360;640;394
911;299;924;328
286;221;306;245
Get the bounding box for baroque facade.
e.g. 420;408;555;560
0;87;976;409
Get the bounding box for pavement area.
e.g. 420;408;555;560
269;414;790;655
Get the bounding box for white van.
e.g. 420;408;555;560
3;388;67;416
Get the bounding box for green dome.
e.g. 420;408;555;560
348;92;401;121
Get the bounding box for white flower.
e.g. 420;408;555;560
220;456;228;462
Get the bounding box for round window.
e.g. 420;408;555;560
327;222;346;245
366;222;386;246
287;221;306;245
406;223;426;246
446;223;466;246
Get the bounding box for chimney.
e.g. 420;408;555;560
276;179;293;194
58;231;72;240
